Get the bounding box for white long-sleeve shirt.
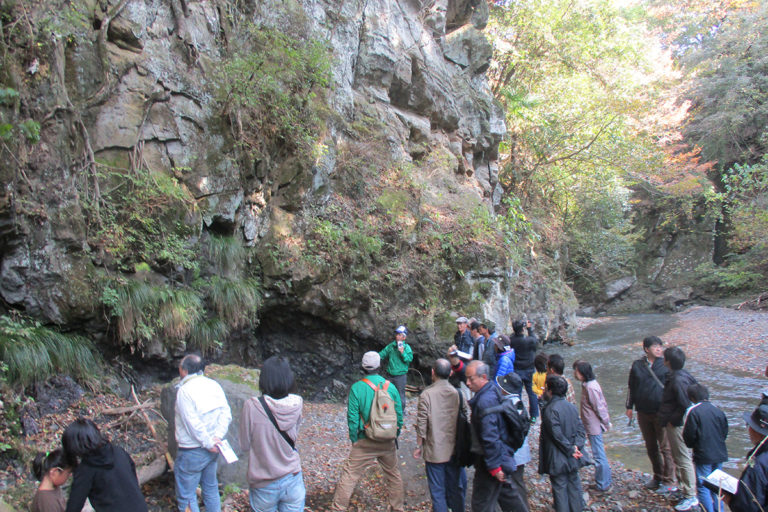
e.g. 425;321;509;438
175;373;232;450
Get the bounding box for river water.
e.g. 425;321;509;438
558;314;763;477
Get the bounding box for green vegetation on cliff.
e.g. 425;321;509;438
0;314;101;388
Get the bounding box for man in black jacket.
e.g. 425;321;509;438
682;384;728;512
466;361;522;512
509;320;539;421
626;335;675;492
658;347;699;512
539;375;586;512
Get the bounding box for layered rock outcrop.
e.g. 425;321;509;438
0;0;576;390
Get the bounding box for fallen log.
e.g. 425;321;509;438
102;400;156;415
405;384;423;394
137;455;167;485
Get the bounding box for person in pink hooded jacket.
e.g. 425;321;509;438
574;360;612;494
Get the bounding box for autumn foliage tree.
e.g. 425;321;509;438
486;0;671;298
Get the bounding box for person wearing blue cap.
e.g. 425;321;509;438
379;325;413;409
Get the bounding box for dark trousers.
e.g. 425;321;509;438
509;465;530;512
425;460;466;512
471;466;521;512
515;368;539;419
388;373;407;409
637;411;676;484
549;470;583;512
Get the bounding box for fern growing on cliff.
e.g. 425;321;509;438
0;315;101;388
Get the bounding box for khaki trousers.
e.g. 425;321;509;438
332;437;404;511
666;425;697;499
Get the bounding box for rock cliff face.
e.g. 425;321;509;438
585;188;716;314
0;0;576;391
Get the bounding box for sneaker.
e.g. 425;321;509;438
531;416;538;424
644;478;661;490
656;484;678;495
674;497;700;511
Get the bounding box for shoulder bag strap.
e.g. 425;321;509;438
258;396;296;451
646;360;665;389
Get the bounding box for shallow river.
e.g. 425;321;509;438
559;314;763;477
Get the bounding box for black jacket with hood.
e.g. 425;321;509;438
65;442;148;512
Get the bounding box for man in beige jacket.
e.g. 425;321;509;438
413;358;466;512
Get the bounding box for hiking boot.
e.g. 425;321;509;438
644;478;661;490
674;497;700;511
588;484;611;494
668;490;684;502
656;484;678;495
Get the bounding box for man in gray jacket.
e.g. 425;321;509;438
413;358;466;512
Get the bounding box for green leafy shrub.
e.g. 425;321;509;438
0;315;102;388
695;260;764;293
86;168;198;271
214;22;332;159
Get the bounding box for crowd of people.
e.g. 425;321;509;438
29;319;768;512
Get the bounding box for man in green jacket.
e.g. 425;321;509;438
379;325;413;408
332;352;404;511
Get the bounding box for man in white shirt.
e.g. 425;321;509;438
174;354;232;512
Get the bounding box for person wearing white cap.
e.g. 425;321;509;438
379;325;413;409
453;317;474;357
331;352;404;511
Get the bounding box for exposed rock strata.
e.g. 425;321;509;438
0;0;577;390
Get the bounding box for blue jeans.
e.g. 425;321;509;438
175;447;220;512
588;434;612;491
696;463;724;512
249;471;305;512
425;460;466;512
515;368;539;419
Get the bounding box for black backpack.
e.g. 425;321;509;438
480;394;530;451
452;390;474;467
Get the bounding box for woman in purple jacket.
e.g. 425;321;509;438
574;360;612;494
